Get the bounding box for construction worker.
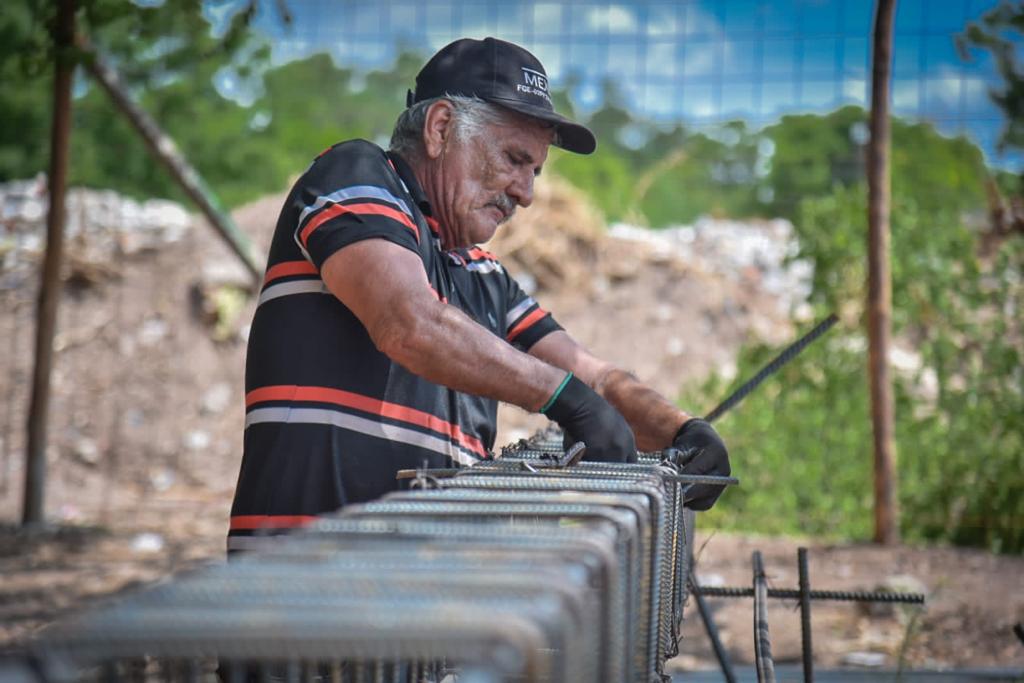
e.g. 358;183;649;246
228;37;729;550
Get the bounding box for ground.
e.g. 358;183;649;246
1;180;1022;673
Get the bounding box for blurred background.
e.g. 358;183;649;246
0;0;1022;672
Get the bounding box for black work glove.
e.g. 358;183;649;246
543;375;637;463
673;418;730;510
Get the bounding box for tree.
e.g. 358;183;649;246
959;0;1024;154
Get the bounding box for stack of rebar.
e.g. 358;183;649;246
31;435;737;683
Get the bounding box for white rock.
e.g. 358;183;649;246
130;532;165;554
72;437;100;466
697;572;726;588
137;318;169;346
149;468;176;492
201;383;233;415
666;336;686;356
842;651;887;668
184;429;211;451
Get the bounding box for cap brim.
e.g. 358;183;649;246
486;97;597;155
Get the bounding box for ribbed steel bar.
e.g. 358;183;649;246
798;547;814;683
693;585;925;604
752;551;776;683
704;313;839;423
688;571;738;683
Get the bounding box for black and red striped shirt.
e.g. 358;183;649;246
228;140;560;543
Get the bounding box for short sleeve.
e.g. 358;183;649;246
503;276;562;352
292;141;422;270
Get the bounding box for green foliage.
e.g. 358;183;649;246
548;147;637;222
0;0;285;205
959;0;1024;154
763;106;867;217
0;2;54;180
688;187;1024;552
690;340;874;540
891;120;988;217
761;106;987;221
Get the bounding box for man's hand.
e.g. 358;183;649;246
543;375;637;463
673;418;730;510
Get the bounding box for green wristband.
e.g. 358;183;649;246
540;372;574;414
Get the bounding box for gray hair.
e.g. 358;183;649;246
388;95;522;160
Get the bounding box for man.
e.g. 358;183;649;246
228;37;729;549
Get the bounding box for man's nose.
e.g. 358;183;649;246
508;170;535;208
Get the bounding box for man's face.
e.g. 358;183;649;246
432;113;552;248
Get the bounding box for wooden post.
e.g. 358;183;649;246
867;0;899;545
23;0;76;526
78;38;263;286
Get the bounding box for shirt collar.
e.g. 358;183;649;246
386;151;432;218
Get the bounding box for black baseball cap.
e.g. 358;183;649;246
407;37;596;155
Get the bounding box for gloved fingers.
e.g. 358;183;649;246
561;430;575;452
673;446;703;469
683;484;724;511
679;449;730;477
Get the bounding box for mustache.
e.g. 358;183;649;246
489;195;516;224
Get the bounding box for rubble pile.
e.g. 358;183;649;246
0;175;191;284
609;217;814;319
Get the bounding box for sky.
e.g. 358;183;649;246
207;0;1021;170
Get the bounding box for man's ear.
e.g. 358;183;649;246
422;100;455;160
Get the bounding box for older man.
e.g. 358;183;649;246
228;37;729;547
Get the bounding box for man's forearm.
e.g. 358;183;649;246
595;368;692;451
320;239;567;415
380;296;567;413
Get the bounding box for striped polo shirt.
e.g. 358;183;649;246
228;139;560;544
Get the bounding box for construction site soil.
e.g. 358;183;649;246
1;178;1022;673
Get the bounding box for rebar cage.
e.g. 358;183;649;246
28;434;736;683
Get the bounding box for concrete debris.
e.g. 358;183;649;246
0;175;191;279
841;651;888;668
697;572;726;588
129;532;165;554
200;383;233;416
609;216;814;318
136;317;169;347
71;437;101;467
183;429;211;452
149;468;176;493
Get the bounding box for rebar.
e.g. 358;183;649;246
687;570;737;683
752;551;776;683
704;313;839;424
798;547;814;683
692;585;925;604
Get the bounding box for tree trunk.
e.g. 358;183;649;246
23;0;76;526
867;0;899;545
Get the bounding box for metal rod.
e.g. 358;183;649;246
688;569;737;683
704;313;839;424
798;547;814;683
693;585;925;604
753;551;776;683
23;0;76;527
